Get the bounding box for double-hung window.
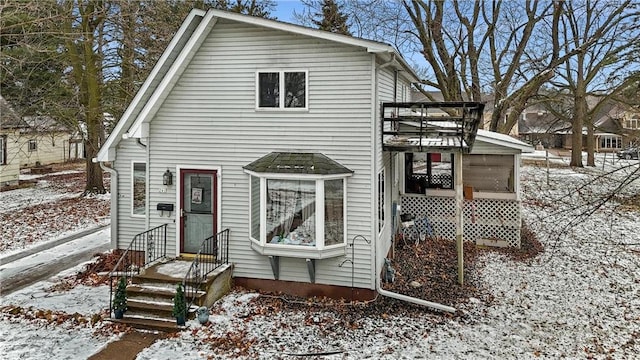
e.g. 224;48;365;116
28;139;37;152
132;162;146;216
257;70;307;110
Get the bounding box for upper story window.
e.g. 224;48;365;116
132;161;146;216
625;117;639;130
257;70;307;110
244;152;352;259
28;139;37;152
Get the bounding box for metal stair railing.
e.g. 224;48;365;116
181;228;230;318
108;223;168;317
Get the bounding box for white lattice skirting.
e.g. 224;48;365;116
400;195;521;248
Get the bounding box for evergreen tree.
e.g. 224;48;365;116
312;0;350;35
1;0;275;194
112;276;127;312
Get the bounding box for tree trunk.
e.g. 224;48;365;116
571;86;586;167
586;121;595;167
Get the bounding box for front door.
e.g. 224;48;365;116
180;169;217;254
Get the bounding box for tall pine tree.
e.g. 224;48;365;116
312;0;350;35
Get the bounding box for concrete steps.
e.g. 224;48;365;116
113;261;233;332
109;316;184;333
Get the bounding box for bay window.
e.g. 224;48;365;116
244;152;352;259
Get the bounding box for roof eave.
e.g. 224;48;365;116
95;9;207;162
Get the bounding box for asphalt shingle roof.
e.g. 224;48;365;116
243;152;353;175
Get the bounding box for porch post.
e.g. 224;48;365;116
454;151;464;285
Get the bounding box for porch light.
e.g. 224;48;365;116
163;169;173;186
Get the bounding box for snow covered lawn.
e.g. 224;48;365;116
0;165;110;257
1;155;639;359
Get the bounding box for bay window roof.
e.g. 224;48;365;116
243;152;353;175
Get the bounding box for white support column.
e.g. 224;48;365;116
454;151;464;285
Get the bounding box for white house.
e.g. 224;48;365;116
1;96;27;188
96;9;532;305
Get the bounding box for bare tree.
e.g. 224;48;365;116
2;0;276;194
549;0;640;167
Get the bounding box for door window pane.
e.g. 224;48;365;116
189;175;212;214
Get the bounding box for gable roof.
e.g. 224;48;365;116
476;129;534;153
22;116;71;133
0;95;28;129
95;9;419;162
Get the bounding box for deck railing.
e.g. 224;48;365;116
381;101;484;153
108;224;168;317
181;229;230;317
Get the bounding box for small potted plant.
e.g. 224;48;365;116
112;276;127;319
172;283;187;326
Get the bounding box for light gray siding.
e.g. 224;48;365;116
114;140;147;246
144;19;377;289
374;66;412;270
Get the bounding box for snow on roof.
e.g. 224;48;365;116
0;95;28;129
476;129;534;153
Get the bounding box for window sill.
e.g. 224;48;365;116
254;107;309;112
250;239;346;259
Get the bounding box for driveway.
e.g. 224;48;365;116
0;226;110;295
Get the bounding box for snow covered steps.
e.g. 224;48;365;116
111;261;234;332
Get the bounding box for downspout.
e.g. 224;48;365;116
98;160;118;249
373;52;457;314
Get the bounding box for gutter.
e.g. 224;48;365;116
372;54;457;314
97;159;118;249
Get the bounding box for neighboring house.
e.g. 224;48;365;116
0;96;28;188
597;104;640;150
96;9;532;301
518;97;640;152
19;116;79;167
518;103;568;149
411;90;520;137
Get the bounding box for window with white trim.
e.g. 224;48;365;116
28;139;37;152
0;136;6;165
625;117;639;130
132;162;146;216
378;170;385;233
245;152;351;259
257;70;307;109
600;135;622;150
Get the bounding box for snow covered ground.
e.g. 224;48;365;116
1;154;639;359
